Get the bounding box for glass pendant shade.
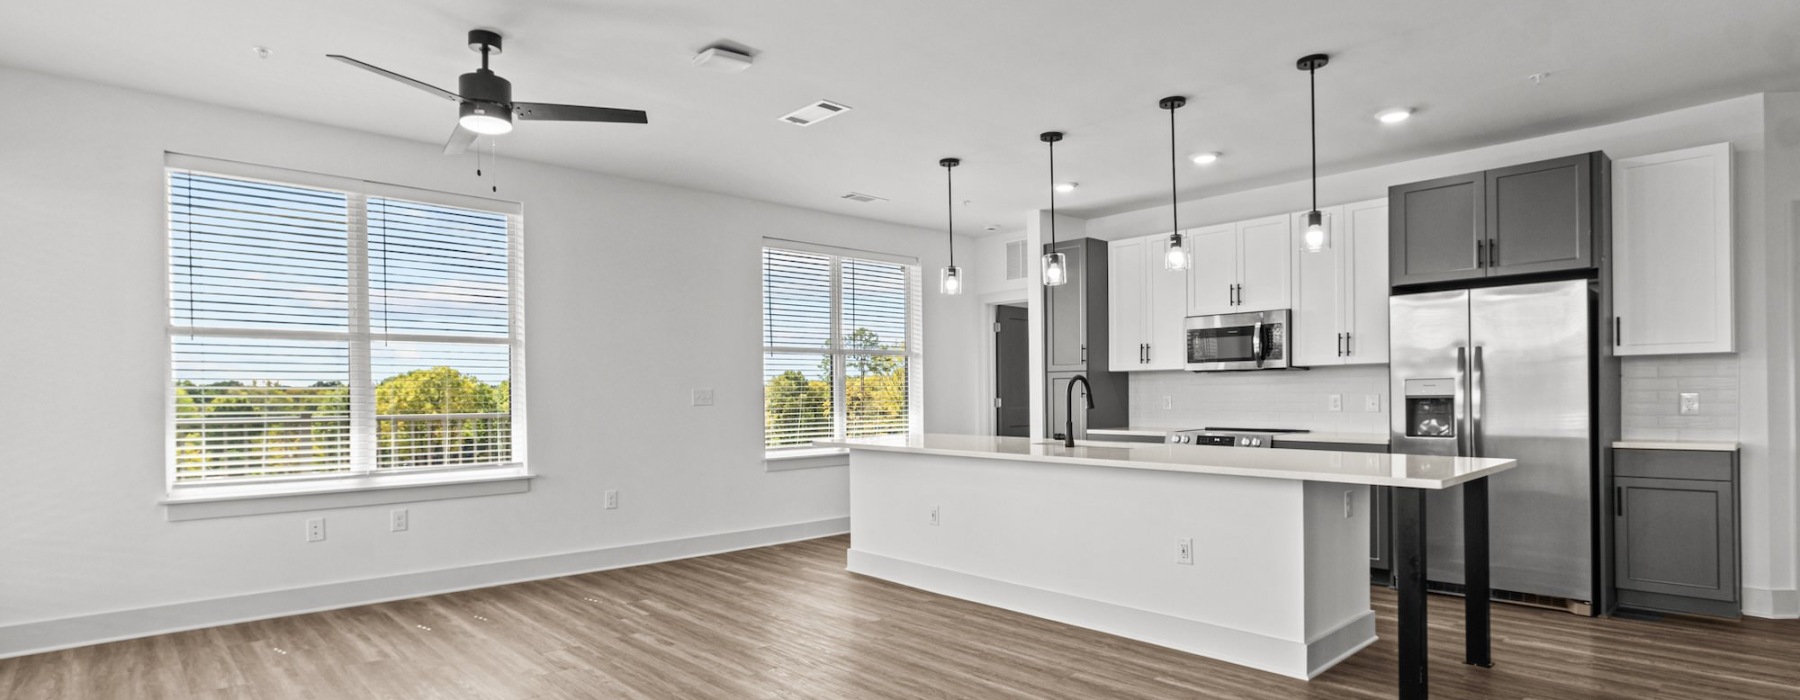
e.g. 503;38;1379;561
1041;251;1068;287
1164;232;1189;270
940;265;964;295
1301;210;1328;253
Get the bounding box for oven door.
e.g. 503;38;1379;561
1185;310;1290;371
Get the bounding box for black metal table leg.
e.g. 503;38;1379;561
1394;487;1428;700
1464;478;1493;668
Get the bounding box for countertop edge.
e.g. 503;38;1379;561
1612;440;1740;452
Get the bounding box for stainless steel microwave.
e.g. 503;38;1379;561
1184;309;1292;371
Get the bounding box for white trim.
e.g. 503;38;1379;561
165;152;522;215
1743;586;1800;619
764;449;850;471
762;237;917;266
163;469;533;521
977;291;1030;437
0;517;849;660
845;548;1374;680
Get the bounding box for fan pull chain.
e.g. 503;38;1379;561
488;138;499;193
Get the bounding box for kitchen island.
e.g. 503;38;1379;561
818;434;1517;699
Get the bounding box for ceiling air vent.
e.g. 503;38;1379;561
781;100;852;126
1005;240;1026;280
840;192;887;204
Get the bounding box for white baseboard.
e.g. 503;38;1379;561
1743;586;1800;619
847;548;1374;680
0;517;849;660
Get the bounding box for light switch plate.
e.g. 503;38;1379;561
1161;395;1173;410
692;388;714;406
604;490;619;509
1680;393;1701;415
1364;395;1381;413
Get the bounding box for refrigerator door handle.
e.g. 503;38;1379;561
1455;346;1471;458
1471;346;1486;458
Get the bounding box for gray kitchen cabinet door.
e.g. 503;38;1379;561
1615;476;1736;603
1389;172;1485;287
1044;240;1087;372
1485;154;1594;277
1045;371;1087;440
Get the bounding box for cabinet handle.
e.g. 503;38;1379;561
1081;344;1086;363
1476;240;1485;267
1616;486;1623;517
1226;284;1233;306
1615;317;1622;347
1337;333;1344;357
1489;239;1498;266
1346;332;1353;356
1145;343;1151;363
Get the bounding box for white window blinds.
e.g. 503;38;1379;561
169;164;523;484
761;244;919;452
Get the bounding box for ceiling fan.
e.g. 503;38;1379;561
328;29;648;155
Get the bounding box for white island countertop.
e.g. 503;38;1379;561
818;433;1516;490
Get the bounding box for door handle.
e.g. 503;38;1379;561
1081;344;1086;363
1145;343;1151;363
1470;346;1485;458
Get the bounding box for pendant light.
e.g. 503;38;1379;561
1040;131;1068;287
938;157;964;295
1159;96;1190;270
1298;53;1330;253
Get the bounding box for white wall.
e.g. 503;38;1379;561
0;66;985;652
1088;94;1797;618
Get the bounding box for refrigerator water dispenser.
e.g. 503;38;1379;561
1403;378;1457;438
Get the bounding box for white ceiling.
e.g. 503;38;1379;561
7;0;1800;235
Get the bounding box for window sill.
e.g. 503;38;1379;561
161;466;534;521
765;449;849;472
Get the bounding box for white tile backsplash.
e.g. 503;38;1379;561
1129;365;1391;434
1620;355;1741;442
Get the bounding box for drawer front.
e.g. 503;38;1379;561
1615;449;1734;481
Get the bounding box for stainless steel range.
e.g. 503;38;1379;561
1166;427;1310;448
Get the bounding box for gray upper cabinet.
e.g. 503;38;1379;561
1613;448;1740;617
1486;154;1595;276
1390;152;1608;289
1042;239;1128;436
1044;239;1090;373
1390;172;1484;286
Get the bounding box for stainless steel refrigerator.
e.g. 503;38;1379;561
1389;279;1611;609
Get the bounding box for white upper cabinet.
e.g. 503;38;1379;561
1290;199;1390;367
1185;217;1291;316
1109;234;1189;371
1613;143;1734;355
1185;223;1238;316
1236;214;1293;313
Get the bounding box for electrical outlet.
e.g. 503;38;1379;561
1680;393;1701;416
1161;395;1173;410
1327;394;1342;412
1364;395;1382;413
1344;490;1354;519
929;505;940;526
305;518;325;542
1176;538;1194;565
390;509;408;532
604;490;619;510
691;388;714;407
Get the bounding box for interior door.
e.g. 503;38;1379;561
1291;208;1343;367
995;304;1030;437
1344;199;1390;364
1235;214;1292;312
1185;223;1237;316
1467;280;1593;600
1107;237;1147;371
1145;235;1189;370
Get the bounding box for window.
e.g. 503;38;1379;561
762;242;921;455
167;158;523;486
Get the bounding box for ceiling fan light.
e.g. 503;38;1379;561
459;102;513;135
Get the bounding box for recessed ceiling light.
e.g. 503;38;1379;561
1053;182;1078;193
1376;108;1413;124
251;46;274;60
1190;152;1221;165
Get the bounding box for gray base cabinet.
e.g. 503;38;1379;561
1613;448;1740;617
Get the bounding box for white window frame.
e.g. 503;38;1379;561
161;154;530;518
761;239;923;470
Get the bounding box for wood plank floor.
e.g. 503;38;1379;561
3;535;1796;699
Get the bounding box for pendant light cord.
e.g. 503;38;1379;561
945;164;955;267
1168;104;1179;234
1309;63;1318;212
1047;138;1057;246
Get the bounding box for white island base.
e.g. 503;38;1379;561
845;448;1377;680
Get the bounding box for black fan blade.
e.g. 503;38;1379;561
513;102;648;124
327;55;463;102
443;123;480;155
